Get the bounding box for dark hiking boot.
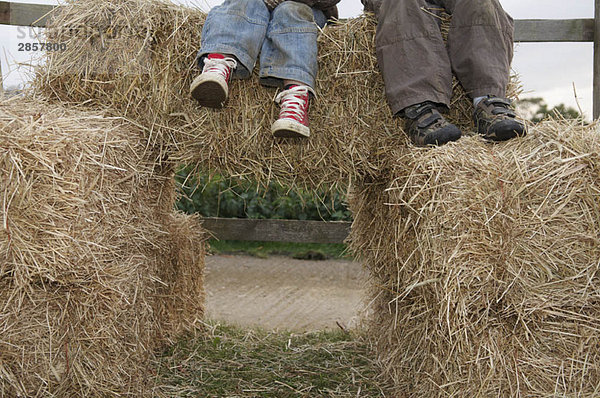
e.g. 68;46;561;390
474;96;526;141
404;102;462;146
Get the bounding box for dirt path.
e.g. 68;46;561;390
205;254;368;331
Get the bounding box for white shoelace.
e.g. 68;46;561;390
275;85;309;120
202;56;238;78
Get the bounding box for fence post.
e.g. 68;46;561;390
0;58;4;97
594;0;600;119
0;1;5;96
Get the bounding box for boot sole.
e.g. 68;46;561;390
483;131;518;142
190;74;228;108
480;125;527;142
272;119;310;138
412;124;462;146
476;116;527;142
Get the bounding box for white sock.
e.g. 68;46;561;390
473;96;487;107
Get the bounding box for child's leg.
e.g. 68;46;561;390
258;2;325;91
197;0;270;79
258;2;326;138
192;0;270;107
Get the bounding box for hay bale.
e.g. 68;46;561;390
0;97;205;397
349;120;600;396
156;211;206;338
35;0;520;189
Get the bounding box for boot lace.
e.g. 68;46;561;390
275;85;309;122
202;56;238;80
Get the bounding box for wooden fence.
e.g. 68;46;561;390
201;218;352;243
2;0;599;243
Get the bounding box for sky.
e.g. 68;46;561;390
0;0;595;118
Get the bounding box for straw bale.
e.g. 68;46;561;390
0;97;205;397
154;211;206;338
35;0;519;189
349;119;600;396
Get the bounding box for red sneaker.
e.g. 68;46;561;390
190;53;237;108
272;85;311;138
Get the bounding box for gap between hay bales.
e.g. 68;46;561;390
204;253;365;331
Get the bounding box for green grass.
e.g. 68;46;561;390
208;240;350;260
155;322;389;397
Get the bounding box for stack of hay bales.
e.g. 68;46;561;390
32;0;600;396
0;97;205;397
35;0;520;189
349;120;600;396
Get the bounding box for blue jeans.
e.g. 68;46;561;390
198;0;326;90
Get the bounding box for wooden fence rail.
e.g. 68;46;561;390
2;0;600;243
0;1;52;27
201;218;351;243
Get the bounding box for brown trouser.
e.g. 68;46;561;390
374;0;514;115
